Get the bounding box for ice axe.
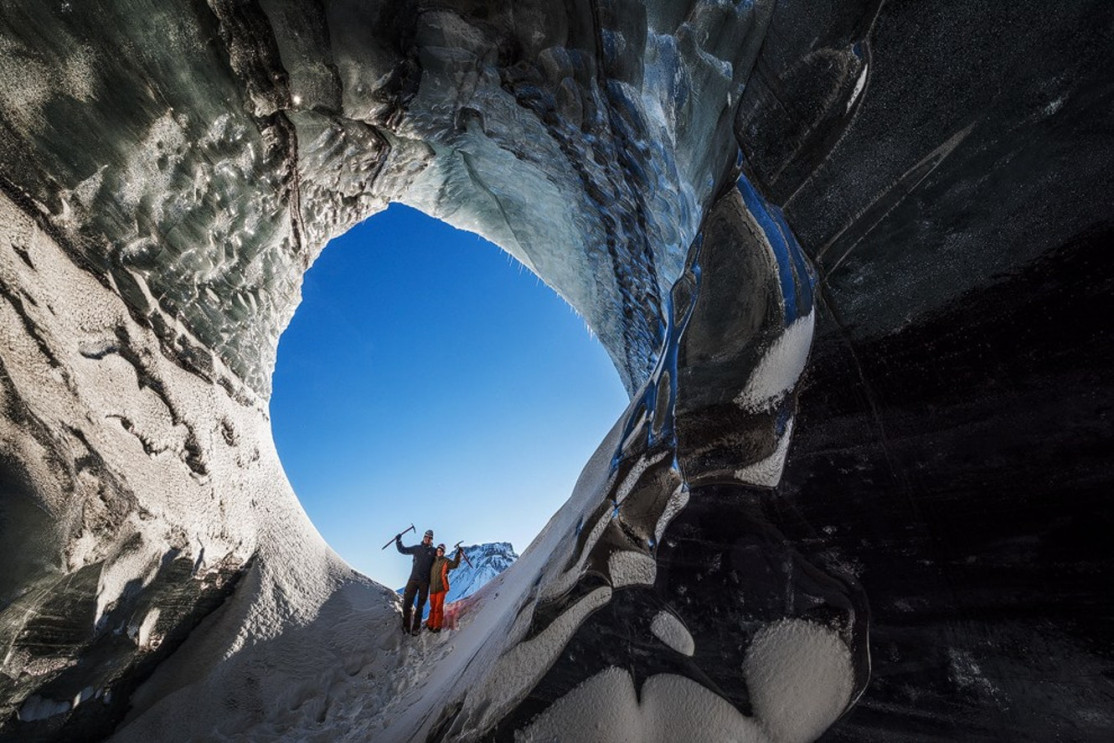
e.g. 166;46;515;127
453;541;474;568
382;523;415;550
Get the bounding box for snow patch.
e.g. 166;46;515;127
521;667;772;742
734;417;794;487
654;485;689;543
608;550;657;588
94;537;166;629
617;450;670;505
650;611;694;656
734;311;815;411
136;608;162;650
743;618;854;743
539;506;613;602
846;64;868;113
471;586;613;733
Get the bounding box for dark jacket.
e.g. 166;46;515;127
430;550;462;594
396;537;438;584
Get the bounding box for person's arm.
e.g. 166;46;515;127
395;536;416;555
449;549;463;569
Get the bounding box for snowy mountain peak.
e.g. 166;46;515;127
445;542;518;604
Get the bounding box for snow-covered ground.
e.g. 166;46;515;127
109;399;856;742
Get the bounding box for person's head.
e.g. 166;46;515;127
436;543;445;555
423;529;434;545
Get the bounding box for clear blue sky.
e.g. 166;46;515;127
270;204;629;590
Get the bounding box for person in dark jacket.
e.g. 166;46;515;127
396;528;438;635
427;544;463;633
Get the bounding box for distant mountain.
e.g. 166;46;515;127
444;542;518;604
396;542;518;610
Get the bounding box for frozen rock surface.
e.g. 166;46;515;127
1;1;1111;742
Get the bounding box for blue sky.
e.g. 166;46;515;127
270;204;629;589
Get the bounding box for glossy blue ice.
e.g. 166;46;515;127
736;175;815;325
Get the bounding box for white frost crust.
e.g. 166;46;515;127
735;311;815;411
650;611;694;656
654;485;689;544
521;667;771;743
616;449;670;505
95;537;165;629
1;189;347;734
136;608;162;651
733;417;795;488
471;586;613;733
0;33;96;132
522;619;853;743
743;619;855;743
0;3;849;740
608;550;657;588
538;490;616;603
847;64;868;113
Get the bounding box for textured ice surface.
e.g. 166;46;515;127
0;2;857;735
649;610;694;657
519;620;855;743
2;0;1112;741
735;312;815;412
0;0;764;398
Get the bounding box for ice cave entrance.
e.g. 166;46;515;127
270;204;629;590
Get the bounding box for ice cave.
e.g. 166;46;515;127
0;1;1111;741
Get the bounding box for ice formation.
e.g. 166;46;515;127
1;1;1112;742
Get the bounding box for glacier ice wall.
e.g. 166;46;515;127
1;1;1112;741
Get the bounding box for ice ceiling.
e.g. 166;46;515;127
1;1;1112;742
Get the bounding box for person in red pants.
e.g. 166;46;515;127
427;543;463;632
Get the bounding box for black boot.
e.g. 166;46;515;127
402;609;412;635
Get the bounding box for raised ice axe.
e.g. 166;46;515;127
382;523;415;550
453;540;474;568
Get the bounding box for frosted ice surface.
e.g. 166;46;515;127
521;667;775;743
135;609;162;652
608;550;658;588
743;619;855;743
653;485;689;543
468;586;614;734
735;312;816;412
734;418;795;488
0;3;870;741
650;611;694;656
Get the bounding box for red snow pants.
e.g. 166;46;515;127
429;590;446;630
